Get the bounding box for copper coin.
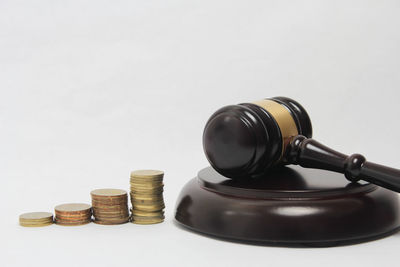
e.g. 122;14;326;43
56;220;91;226
55;203;91;213
93;218;129;225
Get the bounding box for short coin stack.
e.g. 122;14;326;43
91;189;130;225
19;212;53;227
54;203;92;226
130;170;165;224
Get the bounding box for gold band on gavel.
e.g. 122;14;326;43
252;99;299;160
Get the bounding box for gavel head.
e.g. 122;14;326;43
203;97;313;178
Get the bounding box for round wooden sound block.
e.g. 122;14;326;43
175;166;400;246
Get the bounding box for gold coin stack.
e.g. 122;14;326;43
19;212;53;227
54;203;92;226
91;189;130;225
130;170;165;224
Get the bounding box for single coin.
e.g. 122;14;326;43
130;209;164;216
130;180;163;185
92;206;128;211
131;200;164;206
91;189;127;197
55;213;91;219
19;219;53;224
56;220;91;226
93;218;129;225
91;198;127;203
93;209;129;215
92;210;129;216
130;189;164;195
130;170;164;178
129;194;163;200
20;221;54;227
132;205;165;212
91;196;128;202
91;201;128;207
55;203;91;213
19;212;53;221
131;219;164;225
132;203;165;208
55;218;91;224
93;215;129;221
55;216;91;222
94;213;129;220
132;216;165;221
95;215;130;220
130;182;164;188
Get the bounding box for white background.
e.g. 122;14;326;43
1;0;400;266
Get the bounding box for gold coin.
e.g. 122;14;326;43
130;182;164;187
91;201;128;207
130;170;164;178
130;189;164;195
130;179;163;184
131;218;164;225
93;213;129;218
131;200;164;206
20;221;53;227
132;216;165;221
20;212;53;220
132;202;165;208
130;209;164;216
129;193;163;199
92;198;127;202
91;196;127;202
132;205;165;212
91;189;127;197
92;201;128;209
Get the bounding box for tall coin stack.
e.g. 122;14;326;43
91;189;130;225
130;170;165;224
54;203;92;226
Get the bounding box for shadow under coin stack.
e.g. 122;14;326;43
54;203;92;226
19;212;54;227
91;189;130;225
130;170;165;224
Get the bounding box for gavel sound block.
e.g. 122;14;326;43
175;97;400;246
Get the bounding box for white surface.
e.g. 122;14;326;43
1;1;400;266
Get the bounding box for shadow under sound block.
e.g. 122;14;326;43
175;166;400;246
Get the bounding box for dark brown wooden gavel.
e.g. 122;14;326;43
203;97;400;193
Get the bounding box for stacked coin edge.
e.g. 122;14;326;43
130;170;165;224
54;203;92;226
91;189;130;225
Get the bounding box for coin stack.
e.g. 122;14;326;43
130;170;165;224
19;212;54;227
91;189;130;225
54;203;92;226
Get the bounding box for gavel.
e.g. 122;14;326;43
203;97;400;193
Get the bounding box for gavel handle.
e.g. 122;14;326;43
286;135;400;193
